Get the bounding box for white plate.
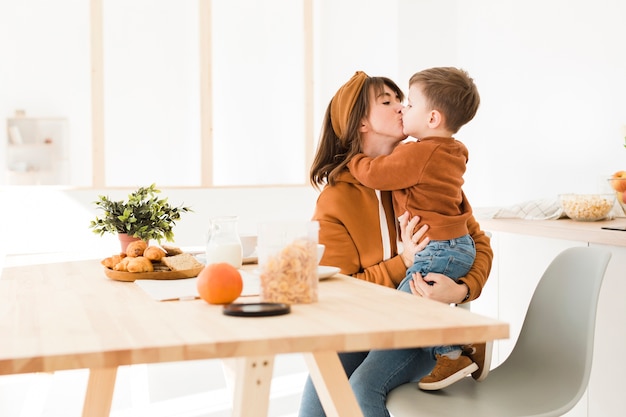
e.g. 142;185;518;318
318;265;340;280
243;256;258;264
195;254;257;265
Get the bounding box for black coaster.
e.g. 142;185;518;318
223;302;291;317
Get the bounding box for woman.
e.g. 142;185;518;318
299;71;493;417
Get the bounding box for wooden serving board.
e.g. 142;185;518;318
103;266;204;282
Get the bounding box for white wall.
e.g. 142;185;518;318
467;0;626;205
314;0;401;114
2;0;626;252
397;0;626;206
0;186;319;262
0;0;92;185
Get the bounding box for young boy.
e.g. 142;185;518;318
348;66;489;390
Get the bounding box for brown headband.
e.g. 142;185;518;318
330;71;368;139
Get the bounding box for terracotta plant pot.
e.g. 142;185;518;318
118;233;143;252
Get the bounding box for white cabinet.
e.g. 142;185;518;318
587;244;626;417
479;218;626;417
6;117;69;185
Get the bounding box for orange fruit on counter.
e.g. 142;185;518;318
197;263;243;304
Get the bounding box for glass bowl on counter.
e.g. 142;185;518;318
559;193;615;221
607;177;626;215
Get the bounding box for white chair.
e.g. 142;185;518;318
387;246;612;417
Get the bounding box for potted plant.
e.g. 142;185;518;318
89;184;192;249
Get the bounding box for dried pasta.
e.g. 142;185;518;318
260;239;318;304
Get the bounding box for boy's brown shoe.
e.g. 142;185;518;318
462;342;493;381
418;354;478;391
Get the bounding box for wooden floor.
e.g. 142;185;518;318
0;355;308;417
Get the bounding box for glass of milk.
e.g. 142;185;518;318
205;216;243;268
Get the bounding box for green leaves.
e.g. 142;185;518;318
88;184;192;243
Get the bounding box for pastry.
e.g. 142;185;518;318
114;257;132;271
126;256;154;273
144;246;166;261
126;240;148;257
101;253;125;269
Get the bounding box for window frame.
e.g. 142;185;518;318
89;0;314;188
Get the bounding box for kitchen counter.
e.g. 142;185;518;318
478;217;626;247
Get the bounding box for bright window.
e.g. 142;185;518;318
98;0;310;187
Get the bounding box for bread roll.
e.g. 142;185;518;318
114;257;132;271
126;240;148;257
101;254;124;269
126;256;154;273
144;246;166;261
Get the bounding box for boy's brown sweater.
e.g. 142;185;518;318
313;170;492;302
349;137;472;241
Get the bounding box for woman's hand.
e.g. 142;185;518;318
409;272;468;304
398;211;429;268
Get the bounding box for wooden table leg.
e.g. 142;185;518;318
223;356;274;417
82;367;117;417
303;351;364;417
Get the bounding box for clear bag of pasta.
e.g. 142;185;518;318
257;221;319;304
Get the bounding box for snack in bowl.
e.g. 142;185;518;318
559;193;614;221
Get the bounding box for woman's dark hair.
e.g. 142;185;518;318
310;76;404;189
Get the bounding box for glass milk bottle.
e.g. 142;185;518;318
205;216;243;268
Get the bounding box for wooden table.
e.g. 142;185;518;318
0;259;508;417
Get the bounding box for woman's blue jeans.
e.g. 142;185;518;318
298;347;436;417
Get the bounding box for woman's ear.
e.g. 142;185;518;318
358;119;369;133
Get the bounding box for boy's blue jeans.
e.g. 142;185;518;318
397;234;475;357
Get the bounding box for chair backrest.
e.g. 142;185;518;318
497;246;611;409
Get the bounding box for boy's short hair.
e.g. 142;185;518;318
409;67;480;133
